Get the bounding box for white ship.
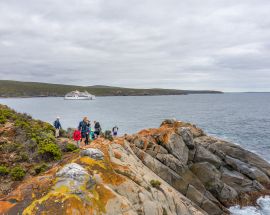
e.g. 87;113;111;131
64;90;96;100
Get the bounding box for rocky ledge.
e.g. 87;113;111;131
1;119;270;215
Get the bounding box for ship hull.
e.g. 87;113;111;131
64;96;95;100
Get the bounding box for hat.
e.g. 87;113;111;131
56;116;60;119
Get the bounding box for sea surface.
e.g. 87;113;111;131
0;93;270;214
0;93;269;161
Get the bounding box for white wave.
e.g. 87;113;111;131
229;196;270;215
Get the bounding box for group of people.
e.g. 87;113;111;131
53;117;119;148
77;117;101;145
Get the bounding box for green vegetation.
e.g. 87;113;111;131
0;104;61;161
38;141;62;160
34;163;49;175
163;208;168;215
16;152;29;162
0;80;222;97
10;166;26;181
150;179;161;188
0;166;9;176
65;143;78;152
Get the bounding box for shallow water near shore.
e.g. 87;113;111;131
229;196;270;215
1;93;270;214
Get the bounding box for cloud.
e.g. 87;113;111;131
0;0;270;91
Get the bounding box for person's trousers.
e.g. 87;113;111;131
55;129;60;138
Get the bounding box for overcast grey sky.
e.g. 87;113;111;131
0;0;270;91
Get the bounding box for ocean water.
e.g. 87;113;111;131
0;93;269;161
0;93;270;214
229;196;270;215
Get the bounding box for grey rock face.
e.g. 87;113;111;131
225;156;270;184
56;163;89;182
162;132;189;164
177;127;195;150
219;183;238;201
160;119;177;126
193;145;222;168
128;120;270;215
80;148;104;160
55;163;94;195
186;184;204;206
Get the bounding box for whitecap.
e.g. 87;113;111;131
229;196;270;215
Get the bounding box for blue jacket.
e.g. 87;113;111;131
78;121;90;133
54;119;62;129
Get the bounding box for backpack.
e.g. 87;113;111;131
73;130;81;141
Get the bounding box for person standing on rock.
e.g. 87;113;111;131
112;126;119;137
53;117;62;138
78;117;90;147
94;121;101;139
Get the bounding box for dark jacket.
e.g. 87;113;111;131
112;126;118;133
94;122;101;132
54;119;62;129
78;121;90;133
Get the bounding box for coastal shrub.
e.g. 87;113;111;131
1;142;22;153
65;143;78;152
150;179;161;188
17;152;29;162
10;166;26;181
0;166;9;176
38;141;62;160
34;163;48;174
0;115;7;124
59;129;68;138
163;208;168;215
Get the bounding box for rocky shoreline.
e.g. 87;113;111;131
1;118;270;214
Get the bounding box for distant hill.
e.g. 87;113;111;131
0;80;222;97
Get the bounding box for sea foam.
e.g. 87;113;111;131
229;196;270;215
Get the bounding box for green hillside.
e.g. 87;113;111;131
0;80;222;97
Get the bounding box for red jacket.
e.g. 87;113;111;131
73;130;81;141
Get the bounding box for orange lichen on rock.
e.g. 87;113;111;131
79;156;106;170
91;184;115;213
112;137;126;146
0;201;15;214
81;139;127;186
113;151;122;159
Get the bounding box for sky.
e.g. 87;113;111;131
0;0;270;92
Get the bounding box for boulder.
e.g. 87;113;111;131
200;197;224;215
56;163;89;182
207;140;270;177
188;148;196;162
186;184;204;206
160;119;177;126
177;127;195;149
219;183;238;201
80;148;104;160
193;145;222;168
135;148;205;195
225;156;270;185
161;132;189;164
221;167;244;185
156;153;187;175
55;163;94;195
190;162;223;198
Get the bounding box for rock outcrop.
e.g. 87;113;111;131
1;118;270;215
